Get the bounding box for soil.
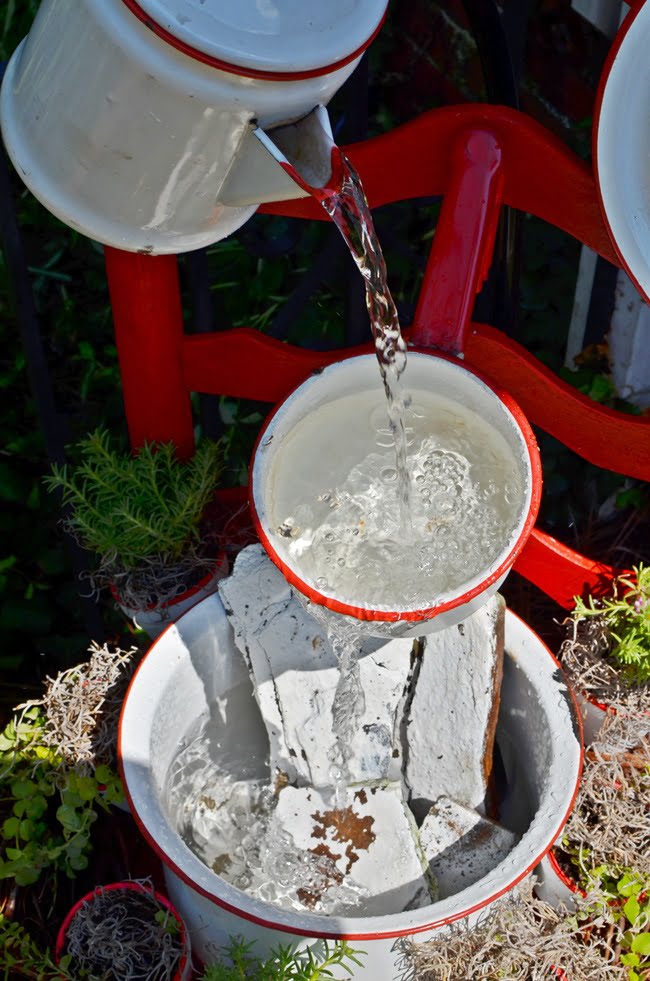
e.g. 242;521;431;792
552;845;580;890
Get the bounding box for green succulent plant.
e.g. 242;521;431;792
573;564;650;685
575;866;650;981
45;430;223;570
0;914;77;980
199;938;365;980
44;431;224;609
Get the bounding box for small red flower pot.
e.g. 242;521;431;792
575;688;650;749
534;848;586;911
56;881;193;980
114;552;228;640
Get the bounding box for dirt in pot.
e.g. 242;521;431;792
557;728;650;878
62;885;184;980
560;615;649;717
406;879;623;980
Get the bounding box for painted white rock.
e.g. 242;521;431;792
420;796;518;899
219;545;413;787
271;783;435;915
405;594;505;821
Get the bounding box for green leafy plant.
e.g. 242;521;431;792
0;705;122;886
572;564;650;685
0;913;77;980
200;937;365;980
44;430;224;610
575;866;650;981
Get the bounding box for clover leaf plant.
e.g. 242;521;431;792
0;706;122;887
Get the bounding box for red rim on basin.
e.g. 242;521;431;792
118;598;583;943
249;351;542;624
55;881;191;979
546;849;585;899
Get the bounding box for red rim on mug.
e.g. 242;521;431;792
120;0;388;82
250;351;542;628
55;881;191;980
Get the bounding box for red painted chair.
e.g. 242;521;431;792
103;104;650;610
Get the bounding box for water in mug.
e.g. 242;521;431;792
272;387;525;611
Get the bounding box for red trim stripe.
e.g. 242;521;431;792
120;0;386;81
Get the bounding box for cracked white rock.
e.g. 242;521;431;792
219;545;414;788
420;796;518;898
271;782;436;915
405;594;505;821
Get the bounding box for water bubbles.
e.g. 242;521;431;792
275;393;525;608
316;577;329;590
375;429;395;448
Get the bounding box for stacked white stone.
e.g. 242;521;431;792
271;783;436;914
220;545;414;788
404;594;505;822
220;546;517;915
420;796;518;898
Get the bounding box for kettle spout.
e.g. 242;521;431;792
218;106;338;208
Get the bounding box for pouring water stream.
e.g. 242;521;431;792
263;114;414;794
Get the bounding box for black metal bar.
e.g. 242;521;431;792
500;0;537;92
267;226;346;345
461;0;520;109
0;138;106;643
184;248;222;440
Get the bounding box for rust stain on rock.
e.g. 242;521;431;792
311;806;376;851
354;789;368;804
344;843;359;874
309;842;344;882
297;888;319;909
211;854;231;875
274;770;290;796
297;843;344;910
482;595;505;818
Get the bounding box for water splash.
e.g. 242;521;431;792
321;151;412;536
274;389;525;610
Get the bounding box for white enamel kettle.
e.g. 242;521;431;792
0;0;386;254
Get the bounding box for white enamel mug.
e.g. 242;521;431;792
250;352;542;638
